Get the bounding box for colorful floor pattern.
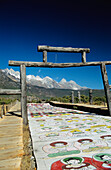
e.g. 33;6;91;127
28;103;111;170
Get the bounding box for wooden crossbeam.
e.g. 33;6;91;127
38;46;90;63
0;89;21;95
9;60;111;67
38;45;90;53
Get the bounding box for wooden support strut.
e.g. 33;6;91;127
100;63;111;116
82;51;86;63
20;64;28;125
43;50;47;63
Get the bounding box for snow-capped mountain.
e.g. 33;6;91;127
59;79;82;90
2;68;20;79
2;68;87;90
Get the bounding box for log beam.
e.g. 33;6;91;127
9;60;111;67
0;89;21;95
38;45;90;53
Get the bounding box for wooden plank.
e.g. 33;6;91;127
0;158;21;170
100;63;111;116
0;89;21;95
0;107;23;169
9;60;111;67
0;146;24;161
38;45;90;53
20;64;28;125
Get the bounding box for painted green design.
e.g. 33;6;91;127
48;150;80;157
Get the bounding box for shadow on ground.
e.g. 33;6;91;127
7;111;22;117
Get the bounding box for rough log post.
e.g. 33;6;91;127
1;107;3;118
43;50;47;63
71;91;74;103
100;63;111;116
89;89;93;105
2;103;5;116
82;51;86;63
20;64;28;125
77;91;81;103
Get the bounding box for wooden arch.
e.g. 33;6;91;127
1;45;111;124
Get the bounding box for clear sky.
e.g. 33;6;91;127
0;0;111;89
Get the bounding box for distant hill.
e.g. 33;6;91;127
0;69;105;99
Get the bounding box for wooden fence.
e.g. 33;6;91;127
0;100;17;118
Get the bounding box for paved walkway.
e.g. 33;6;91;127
0;101;24;170
28;103;111;170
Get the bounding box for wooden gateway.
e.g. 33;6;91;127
1;45;111;124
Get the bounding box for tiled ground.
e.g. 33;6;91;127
28;103;111;170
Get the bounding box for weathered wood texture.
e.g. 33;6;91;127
82;51;86;63
43;50;47;63
20;65;28;125
0;101;18;118
38;45;90;53
9;60;111;67
0;89;21;95
89;89;93;105
100;63;111;116
71;91;74;103
0;101;23;169
77;91;81;103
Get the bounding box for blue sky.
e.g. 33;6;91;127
0;0;111;89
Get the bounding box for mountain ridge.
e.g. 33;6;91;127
0;69;105;99
2;68;87;90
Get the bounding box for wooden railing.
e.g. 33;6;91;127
0;100;17;118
